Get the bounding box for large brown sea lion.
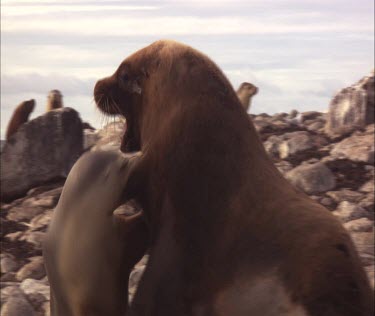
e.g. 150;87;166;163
5;99;35;140
43;151;148;316
94;40;373;316
236;82;258;112
46;89;63;111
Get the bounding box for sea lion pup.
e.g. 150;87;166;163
43;150;148;316
94;40;373;316
236;81;258;112
6;99;35;140
46;89;63;111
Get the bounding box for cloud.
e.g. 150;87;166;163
1;73;95;95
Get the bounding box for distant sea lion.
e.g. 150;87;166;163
46;90;63;111
43;151;148;316
6;99;35;140
236;82;258;112
94;40;373;316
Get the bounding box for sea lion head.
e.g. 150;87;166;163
23;99;36;113
238;82;258;97
94;40;180;153
47;89;63;110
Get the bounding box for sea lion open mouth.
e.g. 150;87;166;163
94;79;141;153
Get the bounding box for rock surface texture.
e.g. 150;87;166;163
1;75;374;314
0;108;83;202
325;71;374;137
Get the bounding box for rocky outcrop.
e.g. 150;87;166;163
0;108;83;202
1;73;374;315
325;71;374;137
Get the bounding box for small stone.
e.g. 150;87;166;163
1;285;24;302
344;218;373;232
21;196;56;209
320;197;334;207
330;132;374;164
274;161;293;174
29;210;53;231
4;231;23;242
286;162;336;194
365;266;374;288
20;278;50;301
350;232;374;261
1;254;19;273
6;206;45;222
332;202;369;223
359;180;375;193
16;257;46;281
1;272;17;282
19;231;46;250
326;189;365;203
1;296;36;316
129;266;145;289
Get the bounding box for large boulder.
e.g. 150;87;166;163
285;162;336;194
330;124;374;164
325;71;374;137
0;108;83;202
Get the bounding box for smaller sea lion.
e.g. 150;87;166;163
6;99;35;140
46;90;63;111
236;82;258;112
43;150;148;316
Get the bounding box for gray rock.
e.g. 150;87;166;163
330;126;374;164
306;121;325;133
274;161;293;174
29;210;53;231
300;111;323;122
325;71;374;137
1;285;24;302
1;273;17;282
16;257;45;281
4;231;23;242
279;131;315;159
332;201;369;223
359;180;375;193
1;254;19;273
350;232;374;266
21;196;56;209
0;108;83;202
285;162;336;194
20;278;50;301
326;189;365;203
0;296;36;316
6;206;45;222
90;120;124;152
19;231;45;250
83;129;100;151
365;265;374;288
344;218;373;232
320;197;334;207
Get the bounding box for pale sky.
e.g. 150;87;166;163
1;0;374;139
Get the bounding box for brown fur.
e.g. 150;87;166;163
43;151;148;316
6;99;35;140
236;82;258;112
46;90;63;111
94;40;373;316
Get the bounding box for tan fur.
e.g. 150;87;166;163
236;82;258;112
94;40;373;316
6;99;35;140
46;90;63;111
43;151;148;316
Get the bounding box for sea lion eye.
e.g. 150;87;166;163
122;73;130;81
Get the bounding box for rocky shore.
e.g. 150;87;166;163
1;72;374;315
